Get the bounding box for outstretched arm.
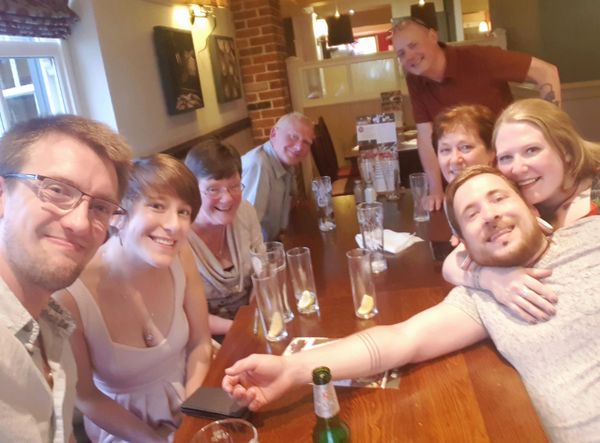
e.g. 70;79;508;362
526;57;561;106
416;122;444;211
223;303;487;410
55;291;166;443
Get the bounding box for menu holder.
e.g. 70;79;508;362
283;337;401;389
358;150;400;194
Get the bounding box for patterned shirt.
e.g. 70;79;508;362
0;279;76;443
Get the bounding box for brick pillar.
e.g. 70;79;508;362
231;0;292;144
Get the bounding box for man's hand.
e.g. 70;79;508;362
480;267;558;323
222;354;296;411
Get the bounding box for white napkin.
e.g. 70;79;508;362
355;229;423;254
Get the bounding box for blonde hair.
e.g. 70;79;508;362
493;99;600;186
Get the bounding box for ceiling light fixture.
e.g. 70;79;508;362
189;4;214;25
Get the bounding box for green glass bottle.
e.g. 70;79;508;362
312;366;351;443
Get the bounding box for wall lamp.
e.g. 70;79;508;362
189;4;215;25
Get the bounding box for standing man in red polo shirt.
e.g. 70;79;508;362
393;18;561;211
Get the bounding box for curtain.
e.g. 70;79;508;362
0;0;79;39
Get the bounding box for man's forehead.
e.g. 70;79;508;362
281;119;314;138
393;23;427;44
454;173;514;208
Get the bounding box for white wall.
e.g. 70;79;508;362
69;0;248;157
68;0;117;129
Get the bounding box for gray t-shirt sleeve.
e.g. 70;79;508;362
443;286;484;326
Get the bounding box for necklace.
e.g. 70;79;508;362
216;225;227;259
118;289;158;348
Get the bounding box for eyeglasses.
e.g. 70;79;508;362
201;183;245;198
3;173;126;227
393;16;430;30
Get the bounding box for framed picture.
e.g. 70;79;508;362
153;26;204;115
209;35;243;103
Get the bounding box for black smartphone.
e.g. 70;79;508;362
430;240;454;261
181;387;249;419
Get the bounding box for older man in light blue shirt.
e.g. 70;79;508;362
242;112;315;240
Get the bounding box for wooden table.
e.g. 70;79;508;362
175;193;547;442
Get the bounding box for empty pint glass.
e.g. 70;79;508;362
346;248;378;319
409;172;430;222
356;202;387;273
251;270;288;342
250;242;294;322
286;247;320;315
312;176;336;231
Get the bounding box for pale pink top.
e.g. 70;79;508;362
67;257;189;443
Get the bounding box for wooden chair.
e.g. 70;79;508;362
311;117;354;195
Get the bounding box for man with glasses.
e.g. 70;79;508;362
393;17;561;212
0;115;131;443
241;112;315;241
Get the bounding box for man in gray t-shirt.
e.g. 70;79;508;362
444;217;599;441
223;166;599;442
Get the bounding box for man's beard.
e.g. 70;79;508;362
467;219;547;267
3;230;88;293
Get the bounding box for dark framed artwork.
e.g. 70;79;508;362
153;26;204;115
209;35;243;103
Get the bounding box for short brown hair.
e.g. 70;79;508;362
123;154;201;220
184;138;241;181
444;165;522;237
0;114;131;198
432;104;496;154
493;98;600;188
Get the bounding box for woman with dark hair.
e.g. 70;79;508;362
433;104;496;183
55;154;212;442
185;139;263;335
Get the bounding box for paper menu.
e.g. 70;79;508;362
356;113;398;147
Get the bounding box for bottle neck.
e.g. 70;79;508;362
313;382;340;419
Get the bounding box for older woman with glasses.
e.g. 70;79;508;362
185;139;263;336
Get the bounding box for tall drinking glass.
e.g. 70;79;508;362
409;172;430;222
286;247;320;315
251;270;288;342
356;202;387;273
250;242;294;322
346;248;378;319
312;176;336;231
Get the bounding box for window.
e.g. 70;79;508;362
0;35;77;135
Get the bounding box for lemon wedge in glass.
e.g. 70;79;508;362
267;312;284;338
298;290;315;310
357;294;375;316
